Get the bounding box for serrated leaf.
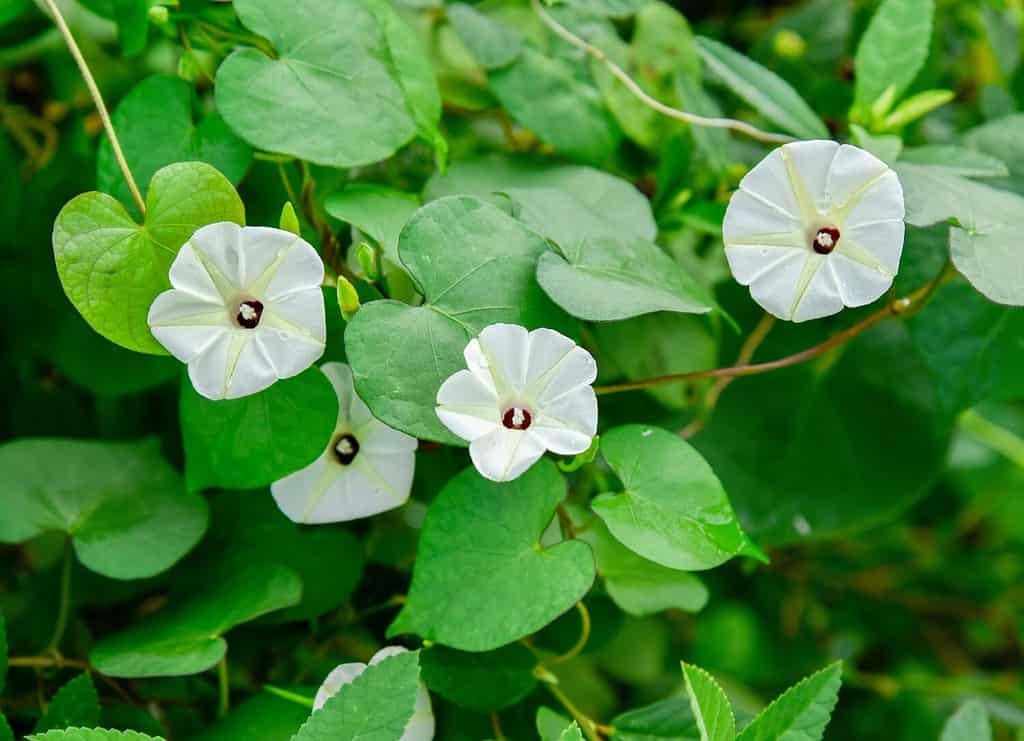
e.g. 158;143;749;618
558;722;584;741
28;730;165;741
939;700;992;741
854;0;934;107
290;651;420;741
0;438;207;579
592;425;757;570
736;662;842;741
696;36;828;140
681;663;734;741
389;460;595;651
323;184;419;265
447;4;521;69
537;707;574;741
35;675;101;733
345;196;571;444
90;564;301;677
53;162;245;354
179;367;338;492
612;697;700;740
98;76;251;218
581;517;708;616
215;0;437;167
420;644;537;712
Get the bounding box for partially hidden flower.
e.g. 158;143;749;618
148;222;326;400
723;140;905;322
271;362;417;524
313;646;434;741
436;323;597;483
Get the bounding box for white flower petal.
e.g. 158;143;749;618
264;288;327;342
186;331;235;400
359;419;419;454
253;327;325;381
476;323;531;394
844;170;905;227
167;244;224;302
263;236;325;300
225;333;277;399
792;258;843;322
829;253;892;307
724;244;804;287
825;143;890;210
747;250;811;321
236;226;299;288
530;422;593;456
469;427;547;482
525;329;598;405
723;190;802;243
781;139;839;214
535;385;597;445
313;662;365;711
436;369;500;442
148;291;229;363
461;338;496;394
187;221;246;290
844;219;905;274
736;146;801;219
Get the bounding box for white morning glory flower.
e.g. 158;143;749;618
313;646;434;741
148;222;326;400
723;140;905;322
271;362;417;524
436;323;597;483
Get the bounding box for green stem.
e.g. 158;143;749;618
544;681;603;741
217;656;230;718
959;409;1024;469
47;539;73;653
263;685;316;708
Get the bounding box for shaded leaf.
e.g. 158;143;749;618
420;644;537;712
940;700;992;741
35;675;101;733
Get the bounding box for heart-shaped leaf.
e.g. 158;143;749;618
323;184;420;265
90;564;301;677
215;0;438;167
53;162;245;354
592;426;760;571
346;196;572;444
179;368;338;492
420;644;537;712
98;76;251;217
388;460;595;651
0;438;207;579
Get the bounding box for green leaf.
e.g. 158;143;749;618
187;491;364;623
558;722;584;741
963;113;1024;194
420;644;537;712
899;146;1008;178
424;155;657;241
28;731;165;741
0;438;207;579
939;700;992;741
880;89;954;131
35;675;101;733
110;0;148;56
189;689;313;741
90;564;301;677
0;716;11;741
696;36;828;140
736;662;842;741
537;707;574;741
896;162;1024;305
681;663;735;741
695;322;951;544
179;367;339;492
323;184;420;265
489;47;620;164
346;196;571;444
389;460;595;651
98;76;252;219
0;612;6;696
612;697;699;741
53;162;245;354
580;516;708;616
854;0;934;107
215;0;436;167
447;4;521;69
289;650;420;741
592;425;757;570
558;0;647;16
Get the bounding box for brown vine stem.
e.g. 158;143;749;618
680;312;775;438
595;270;953;397
530;0;793;145
41;0;145;216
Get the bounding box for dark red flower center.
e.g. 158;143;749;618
333;433;360;466
236;300;264;329
812;227;840;255
502;407;532;431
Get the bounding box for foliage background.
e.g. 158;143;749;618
1;0;1023;739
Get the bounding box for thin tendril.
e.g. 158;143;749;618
530;0;793;145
